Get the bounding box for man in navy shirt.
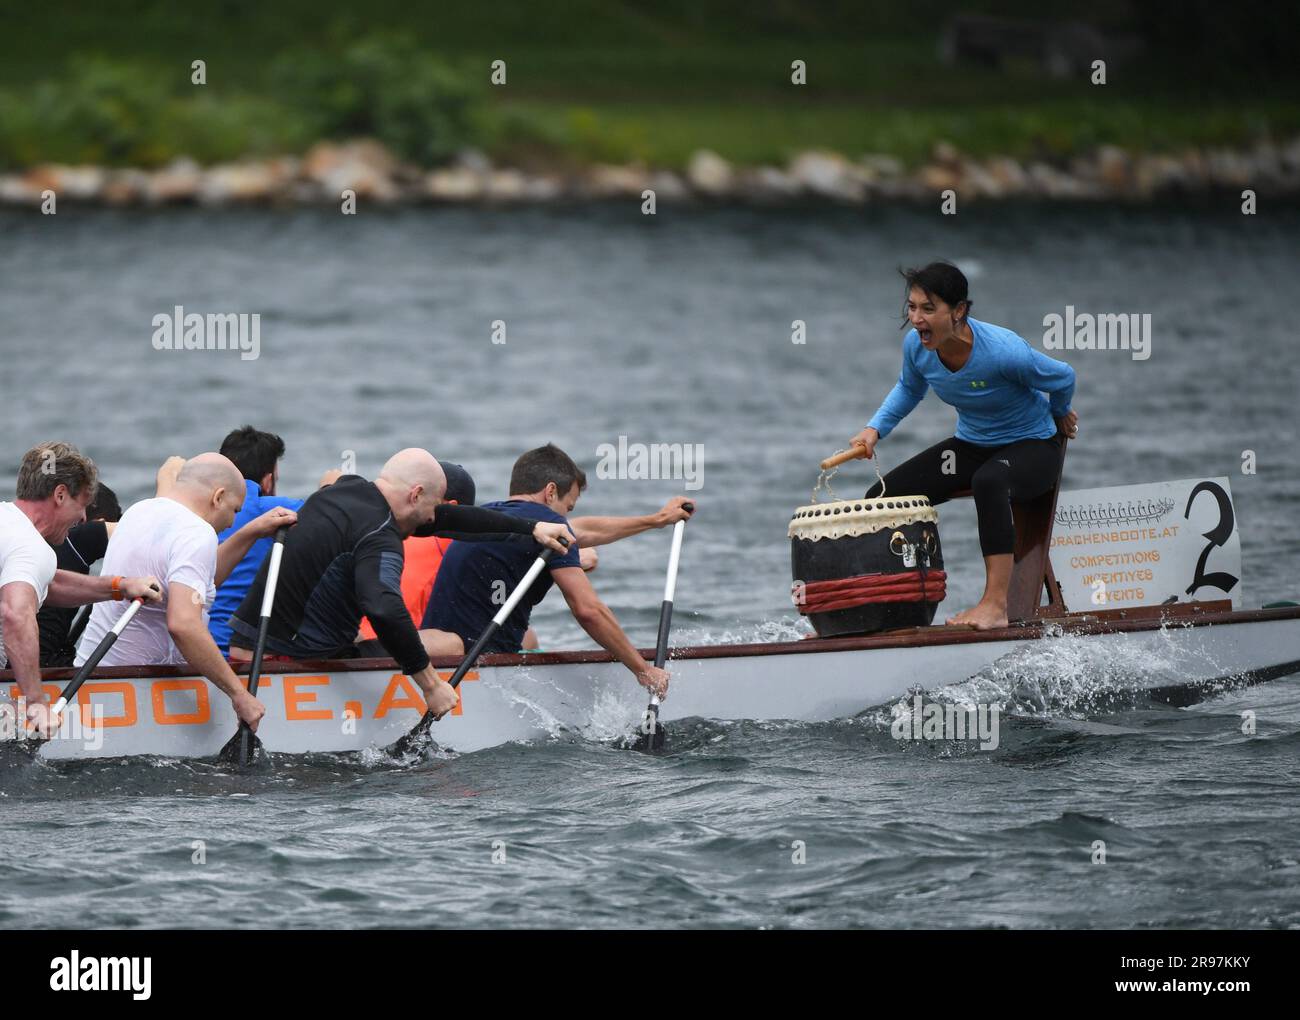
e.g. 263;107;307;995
423;444;692;702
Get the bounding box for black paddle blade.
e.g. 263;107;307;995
217;725;264;766
384;713;436;760
629;707;668;753
631;722;668;752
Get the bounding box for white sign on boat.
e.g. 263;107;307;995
1049;477;1242;610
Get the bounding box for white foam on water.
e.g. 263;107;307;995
357;742;458;766
674;617;813;647
577;687;645;743
487;662;653;744
486;663;578;741
356;745;390;767
934;621;1227;718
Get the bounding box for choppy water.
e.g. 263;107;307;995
2;202;1299;927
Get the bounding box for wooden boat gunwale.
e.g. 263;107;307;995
6;598;1297;684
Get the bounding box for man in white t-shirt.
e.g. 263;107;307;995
2;442;163;736
77;452;296;732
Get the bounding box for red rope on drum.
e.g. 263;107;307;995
796;570;947;615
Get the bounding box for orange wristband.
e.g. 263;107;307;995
111;576;123;601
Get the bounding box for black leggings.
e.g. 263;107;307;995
864;435;1063;556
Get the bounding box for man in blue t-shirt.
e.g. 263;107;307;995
422;443;693;702
208;427;306;654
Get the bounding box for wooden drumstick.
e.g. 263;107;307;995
820;447;870;471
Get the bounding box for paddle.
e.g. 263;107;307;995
67;603;92;649
219;525;290;766
386;543;563;759
24;596;145;744
632;501;693;752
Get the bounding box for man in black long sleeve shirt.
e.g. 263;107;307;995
229;448;570;720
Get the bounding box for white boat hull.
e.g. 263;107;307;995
7;605;1300;760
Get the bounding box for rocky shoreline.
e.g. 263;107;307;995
4;137;1300;208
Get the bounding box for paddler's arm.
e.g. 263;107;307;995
412;502;533;540
353;532;431;676
569;497;695;548
352;533;458;718
45;570;163;608
0;580;45;702
415;504;572;553
167;582;264;728
865;337;929;441
214;506;298;586
550;567;668;697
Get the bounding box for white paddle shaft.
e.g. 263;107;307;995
51;597;144;715
258;538;287;619
648;518;689;710
663;519;686;603
494;553;551;625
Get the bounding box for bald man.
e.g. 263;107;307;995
77;453;297;731
228;449;571;722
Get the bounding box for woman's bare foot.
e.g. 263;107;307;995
946;601;1009;630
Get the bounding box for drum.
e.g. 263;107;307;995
789;496;946;637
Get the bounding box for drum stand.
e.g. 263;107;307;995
952;437;1070;622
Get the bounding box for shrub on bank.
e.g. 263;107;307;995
0;35;486;170
270;34;484;166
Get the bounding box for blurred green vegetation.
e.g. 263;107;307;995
1;0;1297;170
0;36;485;167
496;101;1300;169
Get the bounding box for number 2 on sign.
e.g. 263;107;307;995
1184;481;1239;598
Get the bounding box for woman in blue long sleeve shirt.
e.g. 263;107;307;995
848;262;1079;630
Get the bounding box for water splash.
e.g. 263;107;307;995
933;621;1229;718
484;663;578;741
356;741;458;769
672;617;813;646
578;688;645;744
